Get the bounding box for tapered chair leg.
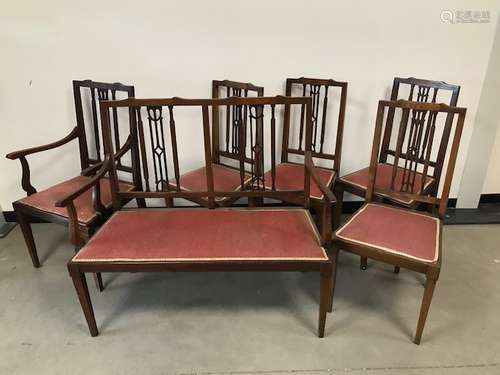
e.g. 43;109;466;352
318;203;333;243
318;263;333;337
136;198;147;208
68;263;98;337
414;277;437;345
328;247;339;313
360;256;367;270
333;184;344;231
93;273;104;292
14;208;40;268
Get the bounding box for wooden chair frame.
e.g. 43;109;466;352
331;99;466;344
58;96;336;337
169;80;264;207
274;77;347;239
336;77;460;226
6;80;141;290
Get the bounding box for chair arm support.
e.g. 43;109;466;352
6;127;80;196
305;152;336;202
81;134;133;177
55;156;112;209
55;156;112;247
6;127;79;160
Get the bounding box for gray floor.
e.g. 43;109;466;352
0;223;499;375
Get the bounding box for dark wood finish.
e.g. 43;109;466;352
62;96;335;337
6;80;139;284
336;77;460;232
332;99;467;344
172;80;264;207
274;77;348;238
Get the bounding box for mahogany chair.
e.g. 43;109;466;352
331;99;466;344
260;77;347;240
336;77;460;270
166;80;264;207
6;80;142;290
57;96;335;337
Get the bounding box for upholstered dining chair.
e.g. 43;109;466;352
165;80;264;207
6;80;142;290
260;77;347;241
335;77;460;270
331;99;466;344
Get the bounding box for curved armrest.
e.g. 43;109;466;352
6;127;80;195
6;127;79;160
305;152;336;202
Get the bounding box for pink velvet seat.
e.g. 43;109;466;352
73;209;328;263
262;163;335;200
335;203;439;263
169;164;251;203
340;163;434;205
17;176;134;224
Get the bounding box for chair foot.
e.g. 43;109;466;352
360;256;367;270
15;207;40;268
414;277;437;345
68;263;99;337
394;266;400;274
328;248;339;313
318;264;333;337
93;273;104;292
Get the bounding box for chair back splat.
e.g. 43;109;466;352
99;96;322;212
380;77;460;191
366;100;466;219
211;80;264;168
282;77;347;174
73;80;140;187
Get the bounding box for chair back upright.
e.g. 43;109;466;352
366;99;466;219
73;80;140;187
282;77;347;174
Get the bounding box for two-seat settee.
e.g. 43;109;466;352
57;96;336;337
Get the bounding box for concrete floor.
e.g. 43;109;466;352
0;223;499;375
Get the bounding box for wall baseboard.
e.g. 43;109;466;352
479;193;500;204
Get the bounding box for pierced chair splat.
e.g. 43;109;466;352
166;80;264;207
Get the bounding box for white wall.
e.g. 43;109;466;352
457;12;500;207
483;122;500;194
1;0;498;209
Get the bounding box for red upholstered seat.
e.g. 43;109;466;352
169;164;251;202
340;163;434;205
17;176;134;224
335;203;439;263
73;209;328;262
262;163;335;200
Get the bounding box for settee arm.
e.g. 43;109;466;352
55;156;112;246
305;152;336;202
